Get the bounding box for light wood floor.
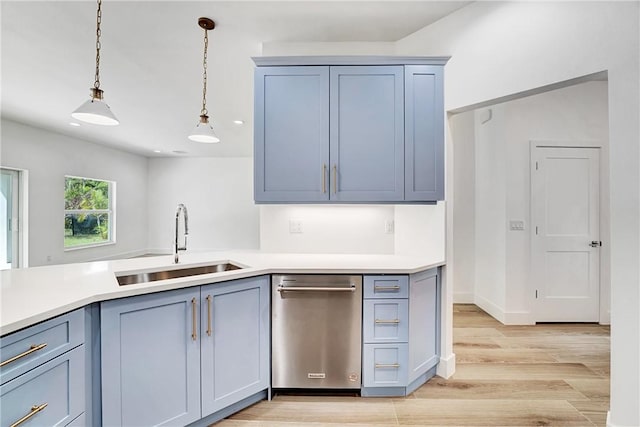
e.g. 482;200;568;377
216;304;610;426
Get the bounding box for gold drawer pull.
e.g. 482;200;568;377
375;319;400;324
322;164;327;194
206;295;212;337
191;298;197;341
375;363;400;369
10;403;48;427
332;165;337;194
374;285;401;291
1;343;48;368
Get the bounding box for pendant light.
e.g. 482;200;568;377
71;0;119;126
188;17;220;143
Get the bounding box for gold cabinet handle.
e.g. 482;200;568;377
322;164;327;194
206;295;212;336
332;165;337;194
1;343;47;368
375;319;401;324
10;403;48;427
375;363;400;369
374;285;401;291
191;298;197;341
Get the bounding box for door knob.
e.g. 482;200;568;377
589;241;602;247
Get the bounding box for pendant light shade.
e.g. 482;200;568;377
72;0;119;126
188;114;220;143
189;17;220;143
72;89;119;126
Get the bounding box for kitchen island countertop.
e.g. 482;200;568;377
0;250;445;336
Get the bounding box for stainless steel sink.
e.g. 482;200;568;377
116;262;243;286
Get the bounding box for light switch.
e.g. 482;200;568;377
384;220;395;234
509;220;525;231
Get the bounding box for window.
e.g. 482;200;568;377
64;176;115;249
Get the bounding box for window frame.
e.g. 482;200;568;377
64;175;116;251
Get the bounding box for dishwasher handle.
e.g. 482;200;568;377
277;285;356;293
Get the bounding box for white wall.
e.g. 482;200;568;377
449;111;475;303
467;81;610;324
146;157;259;253
0;119;148;266
474;105;508;319
394;203;445;261
397;2;639;424
261;41;395;56
260;205;394;254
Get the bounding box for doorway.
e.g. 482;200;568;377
531;145;601;322
1;167;27;269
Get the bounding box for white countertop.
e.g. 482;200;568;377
0;250;445;336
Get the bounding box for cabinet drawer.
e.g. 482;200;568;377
1;309;84;385
362;343;408;387
363;276;408;298
363;299;408;343
0;346;85;427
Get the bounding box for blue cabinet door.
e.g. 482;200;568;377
404;66;444;201
408;268;440;383
329;66;404;202
201;276;270;415
100;288;201;427
255;66;330;202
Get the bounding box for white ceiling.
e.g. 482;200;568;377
1;1;470;158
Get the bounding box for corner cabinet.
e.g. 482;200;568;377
253;56;448;204
361;268;440;397
100;276;270;427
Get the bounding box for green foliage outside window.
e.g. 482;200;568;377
64;177;113;248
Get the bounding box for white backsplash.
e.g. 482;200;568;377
260;203;446;257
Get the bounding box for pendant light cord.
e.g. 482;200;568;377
94;0;102;91
201;28;209;116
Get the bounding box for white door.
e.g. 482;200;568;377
531;146;600;322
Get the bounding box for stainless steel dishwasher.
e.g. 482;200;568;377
272;274;362;389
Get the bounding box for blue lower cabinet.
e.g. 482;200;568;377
362;270;440;396
0;346;85;427
101;288;202;427
201;277;270;416
362;343;408;387
408;268;440;384
100;277;270;427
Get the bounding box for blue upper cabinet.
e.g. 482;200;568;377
253;57;447;203
254;66;330;202
405;66;445;202
330;66;405;202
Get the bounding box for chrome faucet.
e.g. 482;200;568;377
174;204;189;263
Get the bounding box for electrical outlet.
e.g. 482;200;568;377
289;219;303;234
385;220;395;234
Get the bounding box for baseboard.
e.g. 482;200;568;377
503;310;535;325
436;353;456;379
453;292;474;304
474;295;506;323
88;249;149;261
473;295;534;325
